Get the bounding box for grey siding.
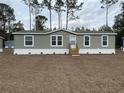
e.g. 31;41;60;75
77;35;115;49
14;31;116;49
14;31;75;49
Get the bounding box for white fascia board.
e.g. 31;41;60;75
12;30;117;35
12;32;117;35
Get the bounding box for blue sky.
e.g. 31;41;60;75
0;0;123;30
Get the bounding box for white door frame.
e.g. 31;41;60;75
69;35;76;48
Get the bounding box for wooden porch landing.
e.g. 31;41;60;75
69;44;79;56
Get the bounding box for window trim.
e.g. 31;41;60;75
50;35;63;47
83;35;90;47
24;35;34;47
101;35;108;47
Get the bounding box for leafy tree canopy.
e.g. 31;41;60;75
0;3;15;22
0;3;15;38
113;2;124;47
36;15;48;31
113;2;124;32
98;25;113;32
101;0;118;6
67;0;84;21
12;21;24;32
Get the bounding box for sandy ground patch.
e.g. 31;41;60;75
0;50;124;93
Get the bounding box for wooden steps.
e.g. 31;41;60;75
72;55;80;57
3;48;13;55
69;48;79;55
69;44;79;55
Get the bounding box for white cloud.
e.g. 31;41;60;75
66;0;123;29
0;0;11;5
1;0;123;30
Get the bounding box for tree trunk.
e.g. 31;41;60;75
8;20;11;40
35;8;37;31
106;3;108;27
3;21;6;35
49;9;52;30
60;11;62;29
29;4;32;31
58;10;61;29
3;22;6;32
66;8;69;30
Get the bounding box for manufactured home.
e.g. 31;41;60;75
0;36;4;52
12;30;117;55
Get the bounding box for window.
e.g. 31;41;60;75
51;35;63;47
24;35;34;46
84;35;90;47
102;35;108;47
52;36;56;45
58;36;62;45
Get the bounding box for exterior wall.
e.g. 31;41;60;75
14;31;73;49
77;35;115;49
77;35;115;54
14;31;73;54
14;31;116;55
0;39;3;52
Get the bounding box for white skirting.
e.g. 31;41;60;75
14;48;115;55
0;48;3;52
79;49;115;54
14;49;69;55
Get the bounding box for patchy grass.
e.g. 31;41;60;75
0;50;124;93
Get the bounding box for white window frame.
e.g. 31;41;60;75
101;35;108;47
84;35;90;47
24;35;34;47
50;35;63;47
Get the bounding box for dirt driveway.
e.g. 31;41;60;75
0;51;124;93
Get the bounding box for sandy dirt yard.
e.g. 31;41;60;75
0;50;124;93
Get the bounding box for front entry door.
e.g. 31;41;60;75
70;35;76;48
